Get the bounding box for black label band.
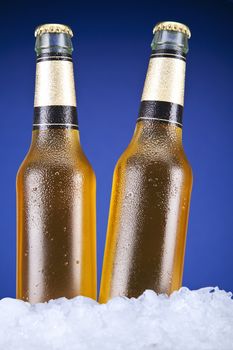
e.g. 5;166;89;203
137;101;183;127
33;106;78;130
37;53;73;63
151;49;186;62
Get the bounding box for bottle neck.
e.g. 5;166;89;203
137;30;188;131
33;33;78;134
30;128;80;152
134;119;182;147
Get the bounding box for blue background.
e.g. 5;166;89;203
0;0;233;298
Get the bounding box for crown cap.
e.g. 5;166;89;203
153;21;191;39
35;24;73;38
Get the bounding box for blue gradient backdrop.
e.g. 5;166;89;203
0;0;233;298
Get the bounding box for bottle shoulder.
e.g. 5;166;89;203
115;138;192;175
121;122;191;165
17;143;95;180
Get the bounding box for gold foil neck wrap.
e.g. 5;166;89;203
141;57;186;106
34;61;76;107
35;24;73;37
153;21;191;39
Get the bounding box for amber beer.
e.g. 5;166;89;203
100;22;193;303
17;24;96;303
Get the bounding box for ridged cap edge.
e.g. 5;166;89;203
153;21;191;39
35;23;73;37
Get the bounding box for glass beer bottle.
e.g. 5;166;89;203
100;22;193;303
17;24;96;303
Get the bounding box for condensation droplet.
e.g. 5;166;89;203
126;191;133;198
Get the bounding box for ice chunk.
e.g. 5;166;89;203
0;287;232;350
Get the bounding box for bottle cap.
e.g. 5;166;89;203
153;21;191;39
35;24;73;38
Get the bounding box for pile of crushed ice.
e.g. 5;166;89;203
0;287;232;350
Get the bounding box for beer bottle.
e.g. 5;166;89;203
17;24;96;303
99;21;192;303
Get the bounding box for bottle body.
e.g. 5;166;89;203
17;130;96;302
16;25;96;303
99;121;192;302
99;22;192;303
